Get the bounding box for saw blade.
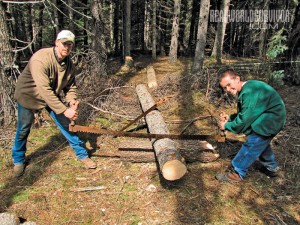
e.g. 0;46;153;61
69;124;213;140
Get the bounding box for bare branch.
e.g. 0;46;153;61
2;0;44;3
60;0;92;19
46;0;94;35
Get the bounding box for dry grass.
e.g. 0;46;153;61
0;56;299;225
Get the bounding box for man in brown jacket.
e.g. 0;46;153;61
12;30;96;177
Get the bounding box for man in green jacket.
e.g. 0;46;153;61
12;30;96;177
216;68;286;183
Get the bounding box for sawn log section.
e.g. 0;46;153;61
135;84;187;181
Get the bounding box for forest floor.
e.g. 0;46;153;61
0;56;299;225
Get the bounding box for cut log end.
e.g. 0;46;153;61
161;160;187;181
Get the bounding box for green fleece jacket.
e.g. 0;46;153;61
225;80;286;136
15;47;77;114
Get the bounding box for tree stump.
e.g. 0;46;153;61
136;84;187;181
120;56;135;73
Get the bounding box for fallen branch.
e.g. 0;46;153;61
179;115;214;134
73;186;106;192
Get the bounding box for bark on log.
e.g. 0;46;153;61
147;66;158;89
119;139;220;163
136;84;187;181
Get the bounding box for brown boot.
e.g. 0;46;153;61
79;158;97;169
215;168;242;183
13;164;25;177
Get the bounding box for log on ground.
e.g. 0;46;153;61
146;66;158;89
136;84;186;181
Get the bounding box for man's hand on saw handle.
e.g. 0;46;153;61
69;100;79;110
64;100;79;121
218;112;228;131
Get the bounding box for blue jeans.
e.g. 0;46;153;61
232;132;278;179
12;103;89;164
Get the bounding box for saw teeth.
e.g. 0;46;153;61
78;130;100;134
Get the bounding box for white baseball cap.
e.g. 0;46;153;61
56;30;75;43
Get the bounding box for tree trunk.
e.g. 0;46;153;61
239;23;246;57
229;15;235;54
91;0;107;55
32;3;44;51
0;3;16;126
68;0;75;34
211;0;230;64
113;0;120;55
139;0;146;52
158;3;166;56
25;4;33;56
259;0;269;59
178;0;188;55
109;1;114;52
192;0;210;73
295;54;300;85
57;0;64;30
54;0;60;34
123;0;131;58
152;0;157;59
144;0;151;51
136;84;187;181
83;0;88;50
169;0;181;63
187;0;199;56
11;4;25;46
90;0;107;76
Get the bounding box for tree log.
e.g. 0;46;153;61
136;84;187;181
147;66;158;89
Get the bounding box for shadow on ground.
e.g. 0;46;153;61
0;133;67;211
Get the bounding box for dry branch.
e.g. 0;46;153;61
73;186;106;192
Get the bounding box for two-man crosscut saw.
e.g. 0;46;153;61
69;123;213;140
69;96;221;140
